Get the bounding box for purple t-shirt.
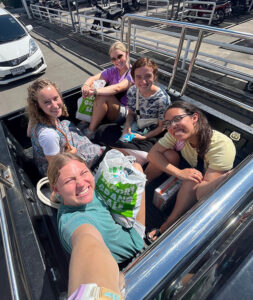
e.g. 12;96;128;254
101;66;133;106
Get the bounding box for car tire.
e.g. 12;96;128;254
244;81;253;93
212;10;225;25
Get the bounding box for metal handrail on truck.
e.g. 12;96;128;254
124;155;253;299
121;14;253;112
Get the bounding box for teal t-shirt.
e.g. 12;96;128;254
57;191;144;263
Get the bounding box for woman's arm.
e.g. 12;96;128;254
147;142;202;182
147;142;181;176
96;78;132;96
27;119;32;137
122;109;135;135
135;119;165;140
196;168;229;201
82;73;103;97
69;224;121;296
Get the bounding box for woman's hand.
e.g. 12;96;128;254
122;127;131;136
177;168;203;183
133;133;146;140
82;84;94;98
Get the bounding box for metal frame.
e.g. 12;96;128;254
0;193;20;300
146;0;170;19
121;14;253;112
181;0;216;25
124;154;253;299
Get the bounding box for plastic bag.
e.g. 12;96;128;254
95;149;146;228
76;80;106;122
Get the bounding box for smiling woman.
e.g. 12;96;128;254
26;78;105;176
80;41;134;139
47;153;145;298
145;100;236;241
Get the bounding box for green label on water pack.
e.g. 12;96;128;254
95;171;137;217
78;97;94;116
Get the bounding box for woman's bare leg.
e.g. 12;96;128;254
149;180;198;240
160;180;197;232
133;162;146;226
88;95;121;132
145;149;180;183
68;224;121;296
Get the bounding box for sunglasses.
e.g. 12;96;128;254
162;113;192;129
110;54;124;62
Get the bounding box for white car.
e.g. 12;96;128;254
0;8;47;85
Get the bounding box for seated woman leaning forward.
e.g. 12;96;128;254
145;100;236;241
47;153;145;298
81;41;133;139
27;79;104;177
95;57;171;165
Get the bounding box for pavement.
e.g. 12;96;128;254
0;2;253;119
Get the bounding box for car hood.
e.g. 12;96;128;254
0;35;30;62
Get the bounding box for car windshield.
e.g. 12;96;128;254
0;14;26;43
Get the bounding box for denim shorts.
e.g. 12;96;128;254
116;105;129;124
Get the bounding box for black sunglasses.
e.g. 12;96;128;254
110;54;124;62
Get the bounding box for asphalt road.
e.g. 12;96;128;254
0;16;111;116
1;9;252;118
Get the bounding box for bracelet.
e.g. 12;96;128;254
82;83;90;88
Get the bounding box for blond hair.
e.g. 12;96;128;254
47;153;86;188
109;41;127;55
26;78;68;127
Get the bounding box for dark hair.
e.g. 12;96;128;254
165;101;213;158
131;57;158;81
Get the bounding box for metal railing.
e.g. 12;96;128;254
146;0;170;19
121;14;253;112
181;0;216;25
0;165;19;300
78;13;121;41
30;5;253;111
30;4;74;27
124;154;253;299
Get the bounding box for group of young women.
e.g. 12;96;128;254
26;41;236;299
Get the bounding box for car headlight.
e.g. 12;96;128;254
29;38;38;56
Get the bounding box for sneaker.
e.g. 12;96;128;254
77;121;90;132
68;283;123;300
82;127;95;140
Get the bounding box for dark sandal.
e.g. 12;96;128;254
145;228;161;245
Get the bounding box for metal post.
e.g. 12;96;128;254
167;26;186;91
0;193;20;300
66;0;76;31
21;0;32;19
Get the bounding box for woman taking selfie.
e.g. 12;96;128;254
81;41;133;139
47;153;145;299
27;78;104;176
146;101;236;241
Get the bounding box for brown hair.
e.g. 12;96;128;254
26;78;68;127
47;153;85;188
165;101;213;158
131;57;158;81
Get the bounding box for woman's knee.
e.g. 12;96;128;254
179;179;198;195
163;149;180;166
